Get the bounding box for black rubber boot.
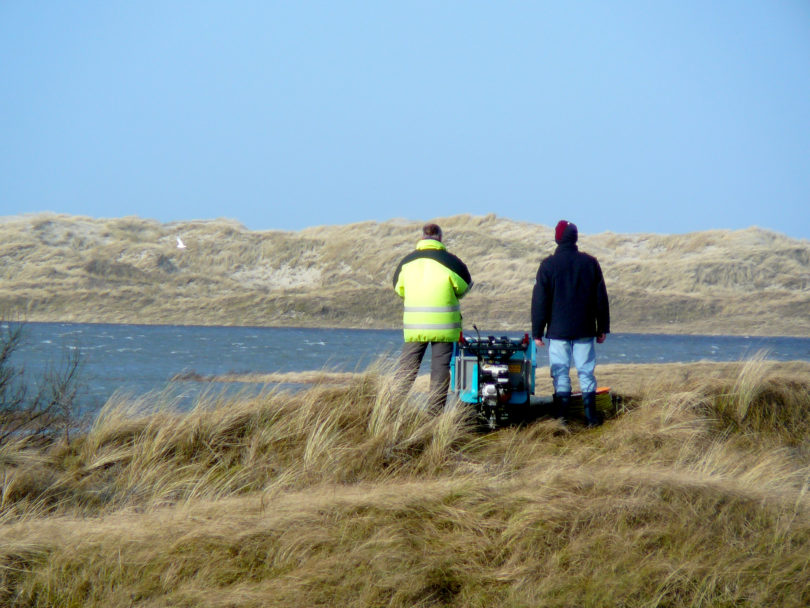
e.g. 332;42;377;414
582;392;603;427
552;392;571;423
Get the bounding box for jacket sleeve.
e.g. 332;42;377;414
530;263;549;339
393;269;405;299
446;254;472;299
392;255;407;298
594;261;610;334
449;265;472;300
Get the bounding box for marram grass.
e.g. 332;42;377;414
2;360;810;607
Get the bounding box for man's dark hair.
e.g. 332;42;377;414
422;223;442;241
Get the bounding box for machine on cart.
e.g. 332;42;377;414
450;330;537;429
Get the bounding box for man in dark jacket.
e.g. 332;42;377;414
531;220;610;426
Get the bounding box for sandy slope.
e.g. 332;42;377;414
1;212;808;335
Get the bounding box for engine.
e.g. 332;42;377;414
479;362;512;405
450;332;536;429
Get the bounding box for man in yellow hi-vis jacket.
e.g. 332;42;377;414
392;223;472;412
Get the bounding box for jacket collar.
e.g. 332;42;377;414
416;239;446;251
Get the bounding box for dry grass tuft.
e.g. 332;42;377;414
2;360;810;606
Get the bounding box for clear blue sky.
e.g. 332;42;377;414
2;1;809;239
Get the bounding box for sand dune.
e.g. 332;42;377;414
1;212;808;335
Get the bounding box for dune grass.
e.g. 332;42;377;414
1;360;810;606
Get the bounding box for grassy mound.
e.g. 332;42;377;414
2;360;810;607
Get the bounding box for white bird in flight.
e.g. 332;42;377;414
176;237;187;249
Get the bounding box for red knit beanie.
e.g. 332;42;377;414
555;220;570;242
555;220;578;244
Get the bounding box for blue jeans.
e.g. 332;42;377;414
548;338;597;394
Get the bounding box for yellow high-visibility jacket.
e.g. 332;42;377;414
392;239;472;342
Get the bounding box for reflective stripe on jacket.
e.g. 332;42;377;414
392;239;472;342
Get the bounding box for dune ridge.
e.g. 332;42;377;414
1;212;808;335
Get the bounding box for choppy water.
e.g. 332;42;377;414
5;322;810;414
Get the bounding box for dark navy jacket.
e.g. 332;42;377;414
531;242;610;340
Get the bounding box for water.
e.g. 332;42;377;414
5;322;810;414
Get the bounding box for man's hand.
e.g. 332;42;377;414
596;333;606;344
534;338;545;348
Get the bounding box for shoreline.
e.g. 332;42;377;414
5;318;810;340
188;360;810;400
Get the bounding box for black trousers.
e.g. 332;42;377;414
395;341;455;412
